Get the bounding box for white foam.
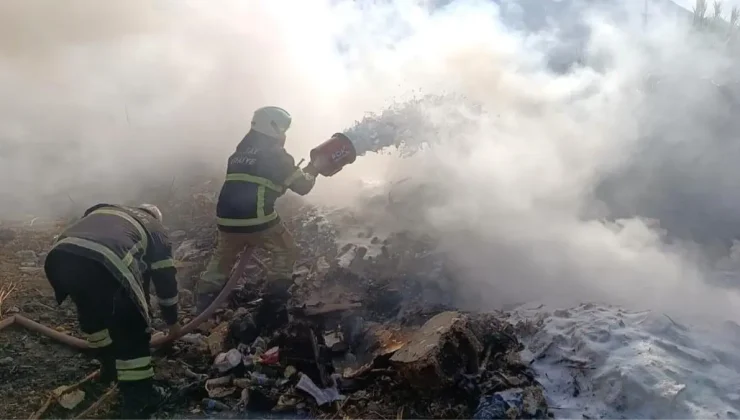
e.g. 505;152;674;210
509;304;740;419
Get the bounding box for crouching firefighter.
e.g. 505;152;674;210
43;203;180;419
196;106;318;331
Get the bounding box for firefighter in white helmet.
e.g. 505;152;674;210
196;106;318;332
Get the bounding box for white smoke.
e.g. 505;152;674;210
2;0;740;320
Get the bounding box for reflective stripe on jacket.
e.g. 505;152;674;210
216;130;315;233
46;204;179;324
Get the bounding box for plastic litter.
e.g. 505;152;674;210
284;366;297;378
473;388;548;419
295;373;344;406
207;322;231;356
205;375;236;398
323;331;342;348
251;337;267;356
59;389;85;410
236;388;249;411
337;245;358;268
242;354;256;368
473;394;509;419
249;371;275;386
233;378;250;389
202;398;231;412
180;333;207;346
259;346;280;365
183;367;208;381
274;394;301;412
213;348;242;372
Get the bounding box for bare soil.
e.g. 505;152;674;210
0;223;119;419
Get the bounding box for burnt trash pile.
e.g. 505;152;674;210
155;302;549;419
150;196;549;419
156;306;548;419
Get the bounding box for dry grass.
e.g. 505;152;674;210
0;281;18;315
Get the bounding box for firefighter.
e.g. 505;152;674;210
43;203;180;419
195;106;318;330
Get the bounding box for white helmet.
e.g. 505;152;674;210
139;203;163;223
251;106;292;139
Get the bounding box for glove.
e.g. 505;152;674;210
166;322;182;340
304;162;320;177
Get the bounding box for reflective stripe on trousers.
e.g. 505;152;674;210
150;258;175;270
84;329;113;348
116;356;154;381
198;223;297;294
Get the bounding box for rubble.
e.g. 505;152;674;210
296;373;344;405
474;387;548;419
389;311;481;389
207;322;230;356
205;375;236;398
213;349;242;372
58;389;85;410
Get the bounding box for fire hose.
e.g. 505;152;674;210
0;249;254;350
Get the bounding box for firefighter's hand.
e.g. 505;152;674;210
304;162;320;177
166;322;182;339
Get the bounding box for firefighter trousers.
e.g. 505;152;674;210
198;222;298;296
44;250;153;384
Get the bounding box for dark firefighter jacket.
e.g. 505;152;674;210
45;204;179;325
216;130;316;233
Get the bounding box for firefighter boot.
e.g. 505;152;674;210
118;378;169;419
254;278;293;334
95;346;117;384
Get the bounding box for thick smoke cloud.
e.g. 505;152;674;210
3;0;740;321
0;0;377;217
